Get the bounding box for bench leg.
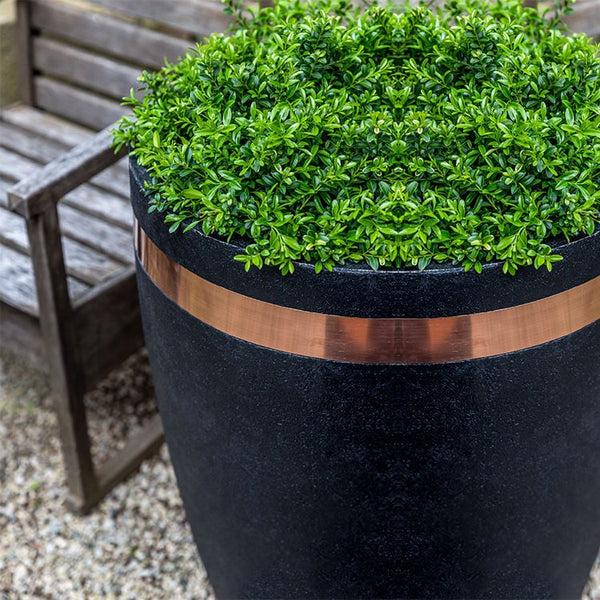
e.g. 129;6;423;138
50;374;100;512
27;208;164;512
27;208;100;509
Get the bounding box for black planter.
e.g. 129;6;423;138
130;159;600;599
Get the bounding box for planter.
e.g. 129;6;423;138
131;159;600;599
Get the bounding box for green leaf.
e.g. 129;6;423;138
112;0;600;276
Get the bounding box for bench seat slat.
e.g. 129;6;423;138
0;106;131;197
0;244;89;316
57;204;134;265
59;185;132;231
0;145;132;229
0;149;134;265
0;122;132;224
1;104;93;147
0;204;122;286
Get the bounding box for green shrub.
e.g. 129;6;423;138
114;0;600;275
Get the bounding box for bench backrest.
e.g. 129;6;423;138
562;0;600;39
16;0;234;130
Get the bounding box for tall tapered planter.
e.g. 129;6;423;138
131;159;600;599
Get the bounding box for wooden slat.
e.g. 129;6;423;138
0;119;81;161
0;147;33;180
1;174;22;207
0;146;131;228
0;302;45;368
58;184;132;231
0;204;30;249
16;0;34;104
91;157;131;200
0;204;123;286
0;123;132;225
86;0;234;37
31;0;193;71
58;204;134;264
34;76;127;130
5;127;126;218
0;149;134;264
0;244;88;316
33;37;143;102
535;0;600;38
564;0;600;37
0;245;40;315
1;103;93;147
0;107;131;197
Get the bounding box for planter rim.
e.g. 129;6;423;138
130;157;600;320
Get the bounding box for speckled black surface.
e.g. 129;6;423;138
132;159;600;599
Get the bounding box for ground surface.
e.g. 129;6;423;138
0;349;213;600
0;348;598;599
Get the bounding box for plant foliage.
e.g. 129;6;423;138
113;0;600;274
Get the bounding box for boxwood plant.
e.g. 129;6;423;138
113;0;600;275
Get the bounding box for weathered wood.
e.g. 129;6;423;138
0;178;14;208
34;77;128;130
0;302;45;368
33;37;143;102
31;0;192;70
16;0;33;104
0;146;39;182
57;204;134;264
0;119;80;160
0;205;29;249
6;182;133;267
60;181;131;229
26;206;98;507
0;244;42;315
0;110;131;199
2;171;132;236
0;138;131;228
563;0;600;38
74;267;143;389
0;243;88;316
1;103;93;148
531;0;600;38
7;125;127;218
85;0;234;37
60;185;132;230
1;0;201;512
0;205;122;286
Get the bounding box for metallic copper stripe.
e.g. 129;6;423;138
135;222;600;364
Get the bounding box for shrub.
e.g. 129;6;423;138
114;0;600;274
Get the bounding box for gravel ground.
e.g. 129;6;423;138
0;348;598;599
0;349;214;600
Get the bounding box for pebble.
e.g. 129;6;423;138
0;349;214;600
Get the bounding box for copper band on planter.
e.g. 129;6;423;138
135;222;600;364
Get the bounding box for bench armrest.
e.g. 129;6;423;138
7;125;127;219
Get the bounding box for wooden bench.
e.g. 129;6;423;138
1;0;232;513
